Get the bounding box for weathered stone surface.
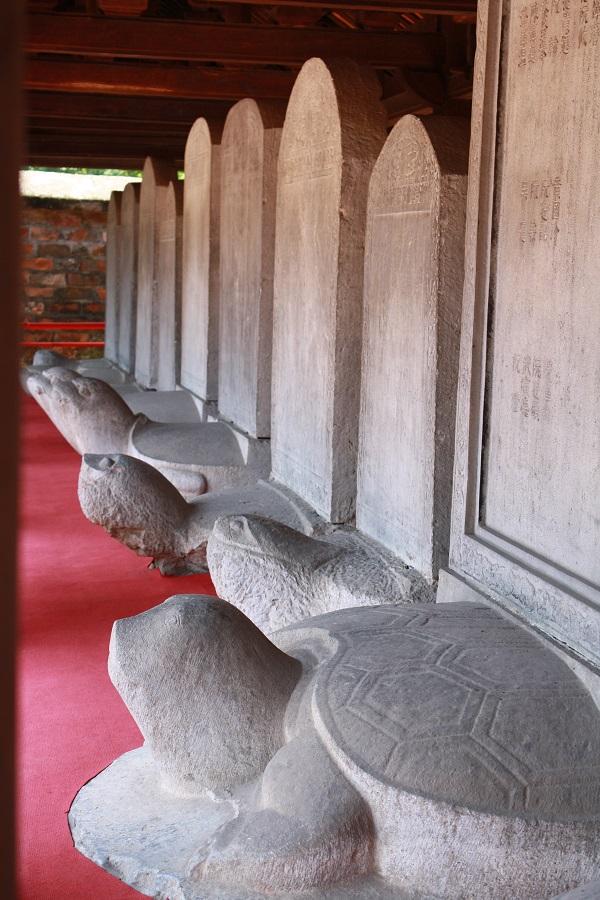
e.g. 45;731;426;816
27;367;132;454
104;190;122;365
27;351;128;387
135;157;177;389
128;417;270;500
119;387;202;424
156;180;183;391
357;115;468;581
117;182;140;375
556;881;600;899
207;113;466;618
71;599;600;897
207;515;432;632
28;369;270;499
181;118;221;404
69;745;397;900
437;0;600;667
218;99;284;438
32;349;70;368
271;58;385;522
109;595;300;795
78;455;322;573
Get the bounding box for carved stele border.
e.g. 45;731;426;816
180;118;221;404
218;99;284;439
117;182;140;374
104;190;122;365
135;156;178;389
156;180;183;391
439;0;600;668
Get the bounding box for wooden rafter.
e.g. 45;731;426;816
25;91;232;125
25;58;296;100
27;13;444;68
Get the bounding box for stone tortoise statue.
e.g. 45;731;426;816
69;593;600;899
26;367;269;499
77;451;325;579
77;452;430;629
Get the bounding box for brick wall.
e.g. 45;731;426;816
21;196;107;361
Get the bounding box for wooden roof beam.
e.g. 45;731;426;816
24;91;232;125
198;0;474;12
26;131;185;163
27;13;444;68
26;115;194;136
25;58;296;100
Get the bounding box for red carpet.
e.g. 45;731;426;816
17;396;217;899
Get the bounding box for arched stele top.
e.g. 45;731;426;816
117;181;140;374
357;114;469;581
218;98;285;438
104;190;122;366
180;117;222;405
135;155;177;389
156;180;184;392
271;57;386;524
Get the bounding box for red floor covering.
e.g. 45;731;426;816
17;396;217;899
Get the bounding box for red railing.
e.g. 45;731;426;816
21;321;105;350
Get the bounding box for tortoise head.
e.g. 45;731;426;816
109;594;301;796
78;453;190;559
26;367;135;454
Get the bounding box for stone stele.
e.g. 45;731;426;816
356;114;468;581
117;182;140;375
271;57;385;523
104;190;122;366
180;118;221;407
437;0;600;670
69;595;600;898
134;156;178;389
156;180;183;392
27;368;270;500
208;114;468;624
218;99;284;439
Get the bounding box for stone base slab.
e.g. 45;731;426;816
69;746;405;900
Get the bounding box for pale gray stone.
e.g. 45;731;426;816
156;180;183;391
357;115;468;581
207;515;433;632
119;388;201;424
27;352;129;386
218;99;284;438
180;118;221;405
108;595;301;795
437;0;600;669
28;368;270;500
117;182;140;374
556;881;600;899
208;113;468;619
69;745;402;900
104;190;122;365
135;157;178;389
271;58;386;522
78;455;323;573
27;367;133;455
32;349;70;368
70;598;600;897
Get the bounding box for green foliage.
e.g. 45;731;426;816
25;166;142;177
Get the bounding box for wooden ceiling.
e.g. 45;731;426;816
25;0;475;168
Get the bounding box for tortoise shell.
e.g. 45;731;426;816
313;602;600;818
